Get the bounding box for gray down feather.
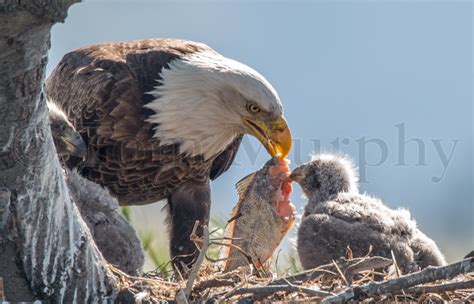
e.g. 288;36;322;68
66;170;145;275
293;154;446;274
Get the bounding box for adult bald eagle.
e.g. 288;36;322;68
45;38;291;274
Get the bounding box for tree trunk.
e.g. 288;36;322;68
0;1;117;302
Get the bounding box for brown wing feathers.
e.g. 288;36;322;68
45;39;240;206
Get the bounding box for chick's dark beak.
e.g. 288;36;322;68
290;166;306;183
62;132;87;160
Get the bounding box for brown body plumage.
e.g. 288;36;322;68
45;38;292;274
46;39;241;205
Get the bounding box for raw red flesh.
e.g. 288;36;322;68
281;180;292;197
268;158;291;178
269;159;295;219
277;180;294;218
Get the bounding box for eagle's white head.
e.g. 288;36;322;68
145;50;292;160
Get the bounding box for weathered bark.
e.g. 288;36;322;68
0;1;117;302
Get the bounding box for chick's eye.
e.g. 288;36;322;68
247;103;261;114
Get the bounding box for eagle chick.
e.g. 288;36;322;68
48;101;86;161
291;153;446;274
48;101;144;275
66;170;145;275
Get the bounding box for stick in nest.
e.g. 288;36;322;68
319;257;474;303
407;279;474;295
0;277;4;301
218;257;392;302
193;269;244;292
332;259;349;286
223;284;334;300
270;256;393;286
176;221;210;303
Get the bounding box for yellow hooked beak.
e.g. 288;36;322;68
243;115;292;159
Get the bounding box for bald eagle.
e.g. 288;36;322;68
45;38;291;274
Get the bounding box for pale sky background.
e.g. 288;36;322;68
47;0;473;268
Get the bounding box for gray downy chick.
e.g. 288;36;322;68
66;170;145;275
47;101;87;161
291;153;446;274
48;102;144;274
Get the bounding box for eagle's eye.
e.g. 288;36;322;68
247;103;261;114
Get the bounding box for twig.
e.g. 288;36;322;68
196;278;237;290
175;289;189;304
332;260;349;286
345;246;353;260
319;257;474;303
344;256;393;283
224;284;334;299
209;241;252;262
391;250;401;277
0;277;4;301
270;265;331;286
221;281;246;300
211;236;243;241
270;256;392;286
194;268;243;292
211;240;257;270
407;279;474;295
109;265;179;286
204;255;228;263
231;278;332;303
184;222;210;298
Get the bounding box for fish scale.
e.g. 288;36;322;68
221;157;295;271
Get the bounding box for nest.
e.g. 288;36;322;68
110;239;474;303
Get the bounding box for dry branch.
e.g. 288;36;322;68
193;269;242;292
270;256;393;286
178;221;210;301
195;278;236;290
407;279;474;295
224;284;333;299
0;278;4;301
319;257;474;303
